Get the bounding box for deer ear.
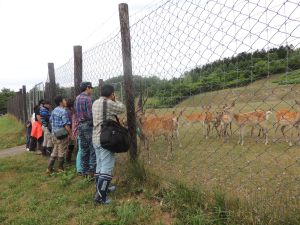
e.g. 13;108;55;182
295;100;300;105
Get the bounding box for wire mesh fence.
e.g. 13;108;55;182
7;0;300;223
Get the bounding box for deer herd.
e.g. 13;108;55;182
133;99;300;162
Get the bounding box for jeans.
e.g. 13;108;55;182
78;121;96;174
93;143;115;176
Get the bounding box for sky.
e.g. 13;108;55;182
1;0;299;91
0;0;162;91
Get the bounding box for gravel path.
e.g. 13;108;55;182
0;145;26;159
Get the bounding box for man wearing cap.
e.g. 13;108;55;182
74;82;96;177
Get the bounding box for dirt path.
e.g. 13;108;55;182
0;145;26;159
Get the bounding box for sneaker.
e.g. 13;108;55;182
26;148;30;151
108;185;116;193
94;197;112;205
46;169;52;175
57;169;64;173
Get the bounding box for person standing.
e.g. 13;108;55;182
30;100;44;152
47;96;72;173
92;84;125;204
74;82;96;177
65;99;75;164
40;100;53;156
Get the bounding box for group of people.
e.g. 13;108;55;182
26;82;126;204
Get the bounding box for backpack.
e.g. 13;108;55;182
100;99;130;153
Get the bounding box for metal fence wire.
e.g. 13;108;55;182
7;0;300;223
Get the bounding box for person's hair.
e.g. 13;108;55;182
101;84;115;97
66;98;74;109
43;100;51;105
54;96;63;106
38;99;44;105
33;105;39;112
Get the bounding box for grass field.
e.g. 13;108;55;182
1;74;300;224
0;115;25;150
138;75;300;224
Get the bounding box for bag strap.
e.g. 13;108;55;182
103;98;107;122
102;98;121;125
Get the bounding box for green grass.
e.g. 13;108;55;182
273;69;300;85
0;114;25;150
0;154;170;225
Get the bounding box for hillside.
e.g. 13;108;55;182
176;70;300;111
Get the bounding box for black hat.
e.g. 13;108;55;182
80;82;93;92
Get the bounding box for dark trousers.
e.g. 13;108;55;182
26;127;32;148
78;121;96;175
29;137;43;151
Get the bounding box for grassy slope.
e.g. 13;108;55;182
0;154;172;225
0;115;25;150
139;73;300;224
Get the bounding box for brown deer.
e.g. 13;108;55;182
221;103;272;145
274;101;300;146
136;110;184;163
184;105;213;139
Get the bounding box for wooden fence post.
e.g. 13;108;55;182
48;63;56;105
98;79;104;97
74;45;83;97
119;3;137;160
22;85;28;122
18;89;23;121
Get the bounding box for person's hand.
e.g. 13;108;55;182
112;93;117;102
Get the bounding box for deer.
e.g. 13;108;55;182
184;105;213;139
274;100;300;146
212;105;232;138
136;110;184;163
221;102;272;145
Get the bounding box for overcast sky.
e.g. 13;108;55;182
0;0;162;91
1;0;299;91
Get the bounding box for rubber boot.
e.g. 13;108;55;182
94;176;116;195
57;157;65;172
46;157;57;174
94;175;112;205
66;145;74;164
46;147;52;156
41;147;47;156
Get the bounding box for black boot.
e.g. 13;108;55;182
46;157;57;174
57;157;65;172
94;174;112;205
66;145;74;163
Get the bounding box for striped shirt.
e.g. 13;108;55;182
74;93;93;123
92;97;125;144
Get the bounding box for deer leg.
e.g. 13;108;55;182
281;125;288;142
146;139;151;164
289;125;293;147
176;127;182;148
250;126;254;137
238;126;244;145
230;122;233;136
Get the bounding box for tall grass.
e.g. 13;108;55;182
0;114;25;150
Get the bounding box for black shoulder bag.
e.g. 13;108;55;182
100;99;131;153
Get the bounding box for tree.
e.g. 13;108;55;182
0;88;15;114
